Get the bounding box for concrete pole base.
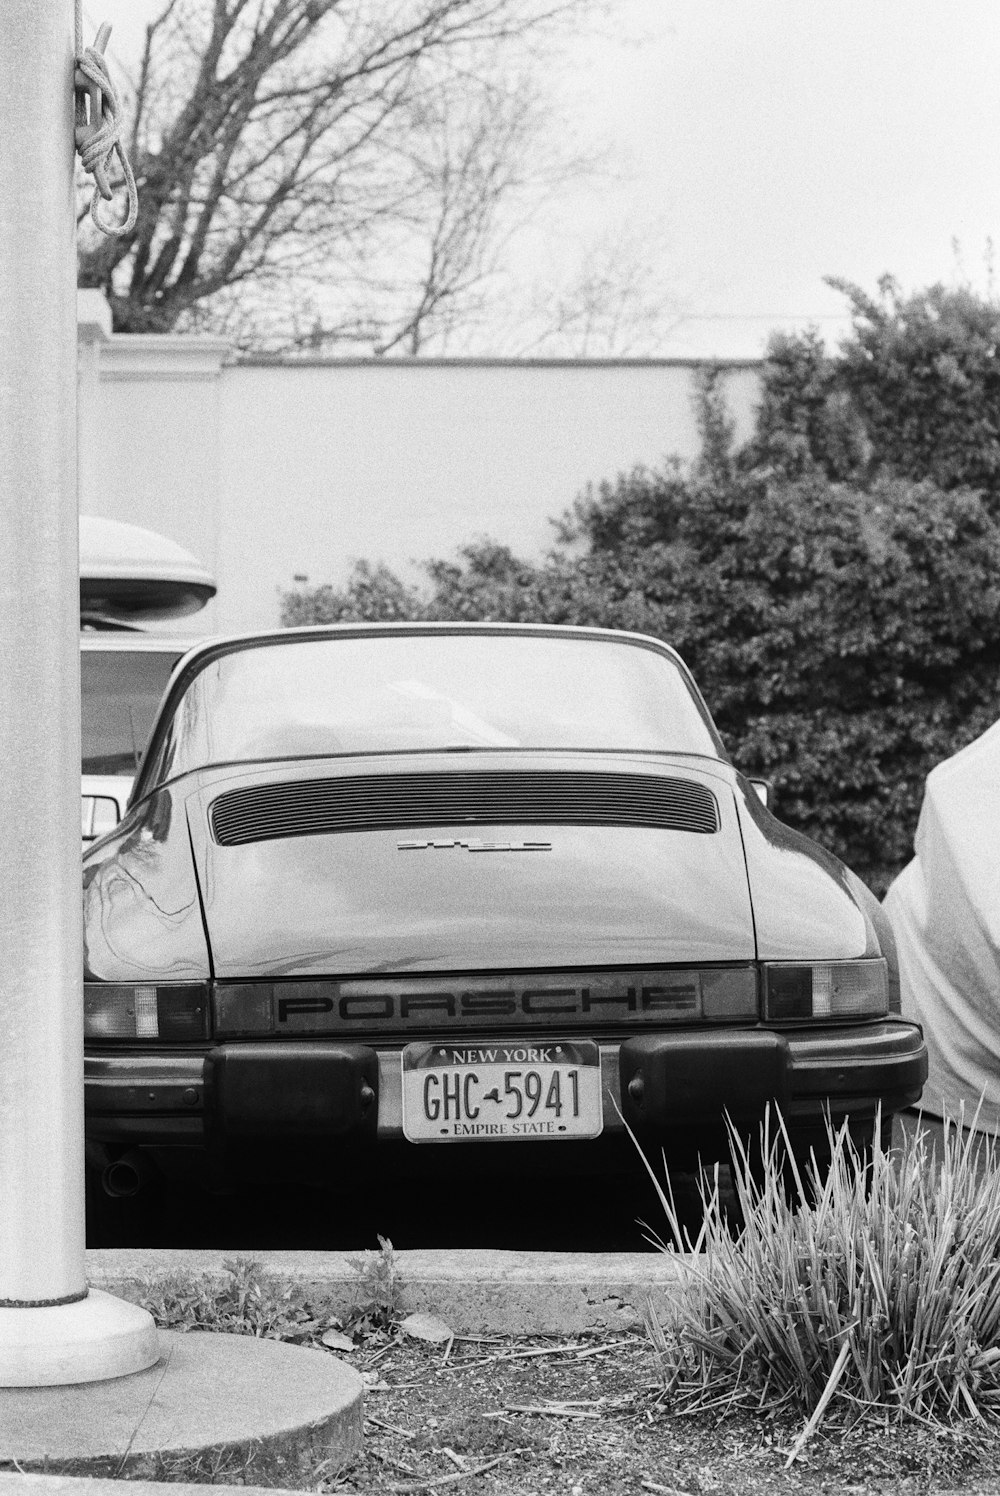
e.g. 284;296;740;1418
2;1329;364;1484
0;1289;158;1386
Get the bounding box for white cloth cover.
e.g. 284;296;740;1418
884;717;1000;1132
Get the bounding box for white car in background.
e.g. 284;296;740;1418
80;515;216;843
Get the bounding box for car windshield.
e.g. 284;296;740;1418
149;635;721;781
81;649;184;775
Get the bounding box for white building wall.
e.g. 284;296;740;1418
78;309;762;636
217;360;761;635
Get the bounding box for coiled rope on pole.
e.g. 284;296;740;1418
74;7;138;237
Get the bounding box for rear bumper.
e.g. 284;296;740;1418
84;1019;926;1152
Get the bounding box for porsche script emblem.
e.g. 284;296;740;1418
397;838;552;853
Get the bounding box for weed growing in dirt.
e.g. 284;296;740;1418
142;1256;321;1340
643;1109;1000;1428
346;1234;402;1332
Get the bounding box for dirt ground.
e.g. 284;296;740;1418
319;1331;1000;1496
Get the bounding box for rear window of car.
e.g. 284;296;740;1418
81;649;184;774
147;634;722;782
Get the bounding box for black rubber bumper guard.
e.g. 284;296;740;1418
618;1019;928;1131
206;1042;379;1139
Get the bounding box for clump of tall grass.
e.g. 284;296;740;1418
643;1110;1000;1432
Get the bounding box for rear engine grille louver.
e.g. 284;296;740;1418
210;770;720;847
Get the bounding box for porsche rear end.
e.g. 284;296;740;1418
82;625;926;1191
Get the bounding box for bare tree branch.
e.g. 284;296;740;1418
79;0;679;356
81;0;589;338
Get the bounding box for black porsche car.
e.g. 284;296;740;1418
82;623;926;1204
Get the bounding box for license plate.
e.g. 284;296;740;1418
401;1040;603;1143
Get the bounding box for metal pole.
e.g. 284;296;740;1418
0;1;157;1384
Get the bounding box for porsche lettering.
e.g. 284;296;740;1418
274;985;701;1027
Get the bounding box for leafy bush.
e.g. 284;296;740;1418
281;559;424;624
749;279;1000;500
643;1111;1000;1432
833;277;1000;500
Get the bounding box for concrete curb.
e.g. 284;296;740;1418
87;1248;693;1335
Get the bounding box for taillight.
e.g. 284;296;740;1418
698;966;759;1019
762;959;888;1021
83;983;209;1041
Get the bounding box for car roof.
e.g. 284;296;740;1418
156;621;692;673
142;622;700;729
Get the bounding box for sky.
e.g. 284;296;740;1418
85;0;1000;357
